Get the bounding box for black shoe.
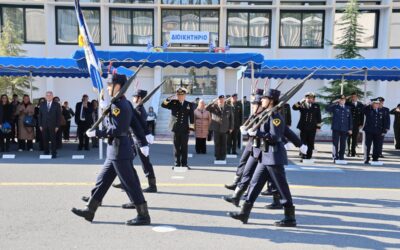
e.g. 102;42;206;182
222;187;246;207
71;198;101;222
52;154;57;159
142;178;157;193
225;176;240;191
364;160;370;164
183;165;191;170
261;189;273;196
274;206;297;227
126;202;151;226
81;196;89;202
228;201;253;224
112;183;123;189
122;202;136;209
172;164;180;170
265;193;283;209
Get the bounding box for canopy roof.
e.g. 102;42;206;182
73;50;264;69
245;59;400;81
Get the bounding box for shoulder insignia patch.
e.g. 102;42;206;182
272;118;281;127
112;108;121;117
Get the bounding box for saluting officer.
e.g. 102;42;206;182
227;93;242;155
390;104;400;149
292;92;322;160
378;97;390;158
228;89;297;227
326;95;353;162
72;73;151;226
161;87;194;169
363;98;388;164
346;92;364;157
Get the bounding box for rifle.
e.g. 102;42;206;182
138;80;167;106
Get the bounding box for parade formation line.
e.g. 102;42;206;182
0;182;399;191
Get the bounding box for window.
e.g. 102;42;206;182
109;0;154;3
162;0;219;4
56;0;100;2
280;10;324;48
390;10;400;48
226;1;272;5
162;9;219;46
334;10;379;48
110;9;153;46
0;5;45;44
56;7;100;45
227;10;271;48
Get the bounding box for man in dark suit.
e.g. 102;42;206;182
346;93;364;157
75;94;93;150
227;93;242;155
38;91;61;158
206;95;234;161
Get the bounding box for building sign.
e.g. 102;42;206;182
169;31;210;44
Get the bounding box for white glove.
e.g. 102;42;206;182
247;130;257;137
140;146;149;157
99;100;109;109
86;129;96;138
240;126;247;135
146;134;154;144
299;144;308;155
284;142;295;151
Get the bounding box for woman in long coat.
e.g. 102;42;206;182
16;95;35;151
194;99;211;154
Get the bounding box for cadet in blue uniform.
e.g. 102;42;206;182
161;87;195;169
292;92;322;160
363;98;387;164
326;95;353;162
378;97;390;158
71;73;151;226
346;93;364;157
228;89;297;227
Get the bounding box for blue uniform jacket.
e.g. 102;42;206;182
326;103;353;132
161;99;194;133
135;104;151;135
381;107;390;131
255;112;288;166
363;105;387;135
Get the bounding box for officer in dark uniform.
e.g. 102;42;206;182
378;97;390;158
363;98;387;164
346;92;364;157
71;73;151;226
228;89;297;227
326;95;353;161
227;93;242;155
390;104;400;149
206;95;234;161
161;87;194;169
243;96;250;121
281;103;292;127
292;92;322;160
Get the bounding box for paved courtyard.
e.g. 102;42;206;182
0;140;399;250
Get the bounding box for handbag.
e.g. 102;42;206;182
23;115;36;127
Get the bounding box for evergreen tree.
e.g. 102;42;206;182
319;0;370;123
0;20;34;96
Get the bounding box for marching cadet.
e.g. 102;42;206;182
72;73;151;226
161;87;194;169
228;89;297;227
378;97;390;158
363;98;388;164
227;93;242;155
206;95;234;161
346;93;364;157
292;92;322;160
390;104;400;149
326;95;353;162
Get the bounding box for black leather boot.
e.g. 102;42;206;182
142;178;157;193
71;198;101;222
224;175;241;190
112;183;122;189
228;201;253;224
122;202;136;209
81;196;102;206
274;206;297;227
126;202;151;226
265;193;283;209
223;187;246;207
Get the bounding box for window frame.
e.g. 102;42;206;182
334;9;380;49
109;8;154;46
55;6;101;46
279;9;325;49
161;8;220;47
390;9;400;49
226;9;272;48
0;4;45;44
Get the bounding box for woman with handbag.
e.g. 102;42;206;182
1;94;13;152
17;95;35;151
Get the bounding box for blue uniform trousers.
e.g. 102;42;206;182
235;148;251;177
332;130;348;160
365;132;381;161
136;143;155;179
91;158;145;205
238;156;267;190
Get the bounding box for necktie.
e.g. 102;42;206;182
47;102;51;111
80;103;85;121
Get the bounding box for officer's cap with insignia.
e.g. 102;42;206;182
371;98;380;104
337;94;346;100
133;89;147;99
176;87;187;95
305;92;315;98
264;88;281;101
226;95;231;99
218;94;225;99
251;95;262;104
254;89;264;96
232;93;238;97
110;73;127;87
377;96;385;102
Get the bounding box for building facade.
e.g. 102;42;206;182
1;0;400;134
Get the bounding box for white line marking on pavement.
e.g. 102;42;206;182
171;176;185;180
152;226;177;233
286;164;344;173
72;155;85;159
2;154;15;159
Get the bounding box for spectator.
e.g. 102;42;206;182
11;94;20;143
194;100;211;154
53;97;64;149
390;104;400;149
91;99;99;148
242;96;250;120
227;94;242;155
1;95;13;152
193;97;200;110
75;94;93;151
34;98;46;151
62;101;75;142
38;91;61;158
146;106;157;135
16;95;35;151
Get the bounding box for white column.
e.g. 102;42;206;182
217;68;225;95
